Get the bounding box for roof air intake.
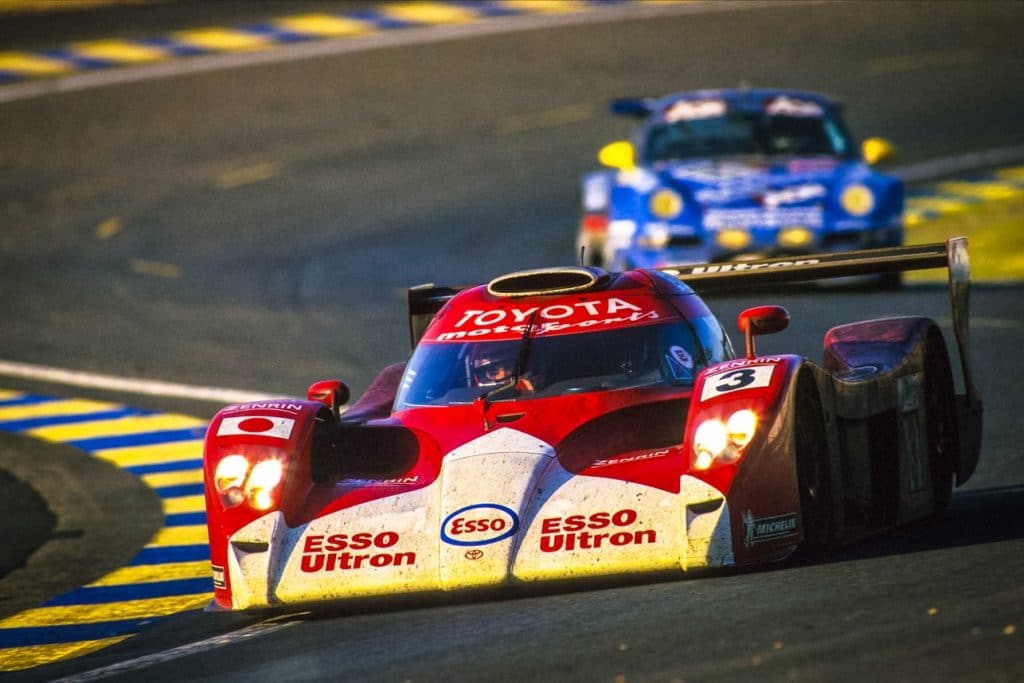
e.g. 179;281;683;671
487;267;608;298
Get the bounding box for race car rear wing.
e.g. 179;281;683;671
407;283;466;349
659;237;982;481
406;239;980;477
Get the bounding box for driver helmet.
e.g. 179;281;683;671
468;344;518;387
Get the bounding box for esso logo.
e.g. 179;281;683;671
441;503;519;547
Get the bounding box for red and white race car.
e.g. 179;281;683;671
203;239;981;610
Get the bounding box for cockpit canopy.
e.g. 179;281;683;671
393;317;732;410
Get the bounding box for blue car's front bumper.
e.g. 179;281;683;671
614;224;903;270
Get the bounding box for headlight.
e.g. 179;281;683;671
637;224;671;249
777;226;813;248
214;455;249;494
246;459;284;511
649;189;683;219
726;409;757;448
693;409;759;470
841;184;875;216
716;229;751;250
693;419;728;470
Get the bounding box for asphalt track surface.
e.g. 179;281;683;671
1;1;1023;680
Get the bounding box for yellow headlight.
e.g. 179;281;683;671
841;184;875;216
716;228;751;250
778;227;813;248
649;189;683;219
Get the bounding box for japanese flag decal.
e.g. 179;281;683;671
217;415;295;440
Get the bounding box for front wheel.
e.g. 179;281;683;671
795;384;833;558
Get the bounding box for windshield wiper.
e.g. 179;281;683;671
476;310;538;431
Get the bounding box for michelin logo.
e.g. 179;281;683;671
743;510;798;548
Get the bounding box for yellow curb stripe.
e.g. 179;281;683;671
145;525;209;547
378;2;481;24
495;0;586;13
0;594;211;628
67;39;169;64
0;636;131;673
94;440;204;468
172;28;271;52
87;561;211;587
141;468;203;489
270;13;376;37
162;495;206;515
905;196;973;213
934;181;1024;201
994;166;1024;182
0;51;74;76
0;398;121;421
26;414;205;442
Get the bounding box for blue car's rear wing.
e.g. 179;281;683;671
659;237;982;481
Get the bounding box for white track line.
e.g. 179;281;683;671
0;359;282;403
894;144;1024;183
0;0;792;104
51;619;301;683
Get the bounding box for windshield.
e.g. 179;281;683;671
644;111;853;162
394;318;731;409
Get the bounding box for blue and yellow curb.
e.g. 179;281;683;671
905;165;1024;227
0;0;631;85
0;391;211;672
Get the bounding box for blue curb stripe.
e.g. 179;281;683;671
240;23;317;43
154;482;205;498
124;458;203;475
137;36;211;56
450;1;524;17
129;545;210;566
164;511;207;527
0;394;60;408
40;48;114;70
66;426;207;451
44;578;214;607
345;9;420;30
0;618;159;648
0;408;150;432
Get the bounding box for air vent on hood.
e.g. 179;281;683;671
487;267;609;298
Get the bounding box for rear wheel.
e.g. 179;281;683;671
795;382;833;557
925;340;956;516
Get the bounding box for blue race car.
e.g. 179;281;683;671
577;88;903;275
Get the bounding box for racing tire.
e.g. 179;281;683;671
925;336;956;517
794;378;833;558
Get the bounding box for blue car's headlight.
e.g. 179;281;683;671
649;188;684;219
840;184;875;216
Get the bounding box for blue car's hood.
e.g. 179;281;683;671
655;156;856;208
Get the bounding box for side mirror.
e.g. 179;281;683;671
862;137;896;166
307;379;350;418
598;140;636;170
737;306;790;359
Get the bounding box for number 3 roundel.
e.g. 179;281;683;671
700;365;775;402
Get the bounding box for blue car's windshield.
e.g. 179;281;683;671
394;318;731;410
645;111;853;162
